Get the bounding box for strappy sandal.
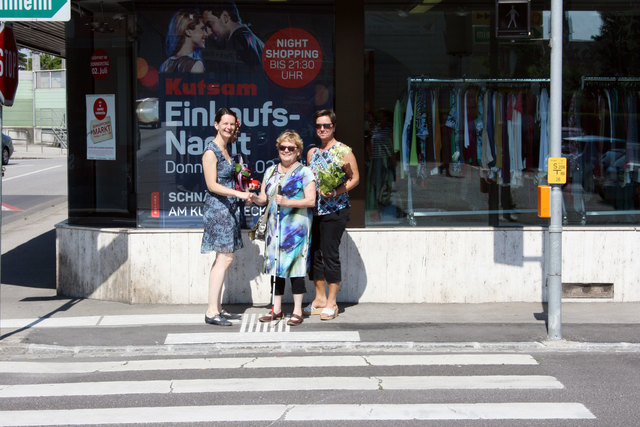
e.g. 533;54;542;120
259;312;283;322
320;306;338;320
286;314;304;326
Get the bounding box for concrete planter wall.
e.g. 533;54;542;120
56;223;640;304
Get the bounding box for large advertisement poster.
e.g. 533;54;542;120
135;2;334;228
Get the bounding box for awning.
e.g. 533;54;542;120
11;21;66;58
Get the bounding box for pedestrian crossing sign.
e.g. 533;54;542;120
496;0;531;39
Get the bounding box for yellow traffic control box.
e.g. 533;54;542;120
538;185;550;218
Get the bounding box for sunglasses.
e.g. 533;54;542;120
278;145;297;152
315;123;333;129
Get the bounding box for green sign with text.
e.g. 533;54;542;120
0;0;70;21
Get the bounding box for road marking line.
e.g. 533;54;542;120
0;354;538;374
164;330;360;344
0;375;563;398
0;316;103;328
1;202;21;211
0;403;595;425
2;165;62;182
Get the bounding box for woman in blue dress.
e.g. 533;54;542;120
201;108;256;326
252;130;316;326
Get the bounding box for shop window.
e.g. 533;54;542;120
364;1;640;227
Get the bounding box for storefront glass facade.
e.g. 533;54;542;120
364;0;640;227
66;0;640;229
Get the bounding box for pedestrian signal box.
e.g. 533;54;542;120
496;0;531;38
537;185;550;218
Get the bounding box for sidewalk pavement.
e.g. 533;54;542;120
2;279;639;357
1;144;640;356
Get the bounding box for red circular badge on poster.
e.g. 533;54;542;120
262;28;322;89
90;49;110;80
93;98;107;120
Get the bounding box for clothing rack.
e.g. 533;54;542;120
581;76;640;90
403;77;550;226
408;77;550;86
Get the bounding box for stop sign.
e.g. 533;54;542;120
0;24;19;107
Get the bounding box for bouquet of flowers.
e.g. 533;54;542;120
318;144;351;195
235;156;259;191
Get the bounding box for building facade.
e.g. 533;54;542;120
3;67;67;146
57;0;640;304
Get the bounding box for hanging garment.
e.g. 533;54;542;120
393;98;404;154
625;91;638;175
500;92;509;184
446;88;460;164
410;94;419;167
522;91;537;170
538;88;550;173
414;88;429;169
481;90;496;169
401;90;414;176
509;92;524;186
475;89;485;165
433;88;442;164
494;91;503;170
604;88;614;143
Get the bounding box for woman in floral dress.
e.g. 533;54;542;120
201;108;256;326
253;130;316;326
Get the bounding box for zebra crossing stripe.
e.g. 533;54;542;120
164;330;360;344
0;375;563;398
0;403;595;425
0;354;538;374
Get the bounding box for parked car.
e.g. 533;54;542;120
2;133;14;165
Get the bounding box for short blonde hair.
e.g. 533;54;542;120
276;130;304;158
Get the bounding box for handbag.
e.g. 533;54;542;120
249;210;268;241
249;162;301;241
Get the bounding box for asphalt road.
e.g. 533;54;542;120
0;351;638;425
1;157;67;228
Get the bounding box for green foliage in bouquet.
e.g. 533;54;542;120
318;165;345;194
317;143;351;194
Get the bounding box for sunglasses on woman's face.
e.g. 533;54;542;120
278;145;297;152
315;123;333;129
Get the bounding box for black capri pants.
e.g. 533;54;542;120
271;276;306;295
308;207;350;284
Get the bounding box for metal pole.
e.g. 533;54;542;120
547;0;564;340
